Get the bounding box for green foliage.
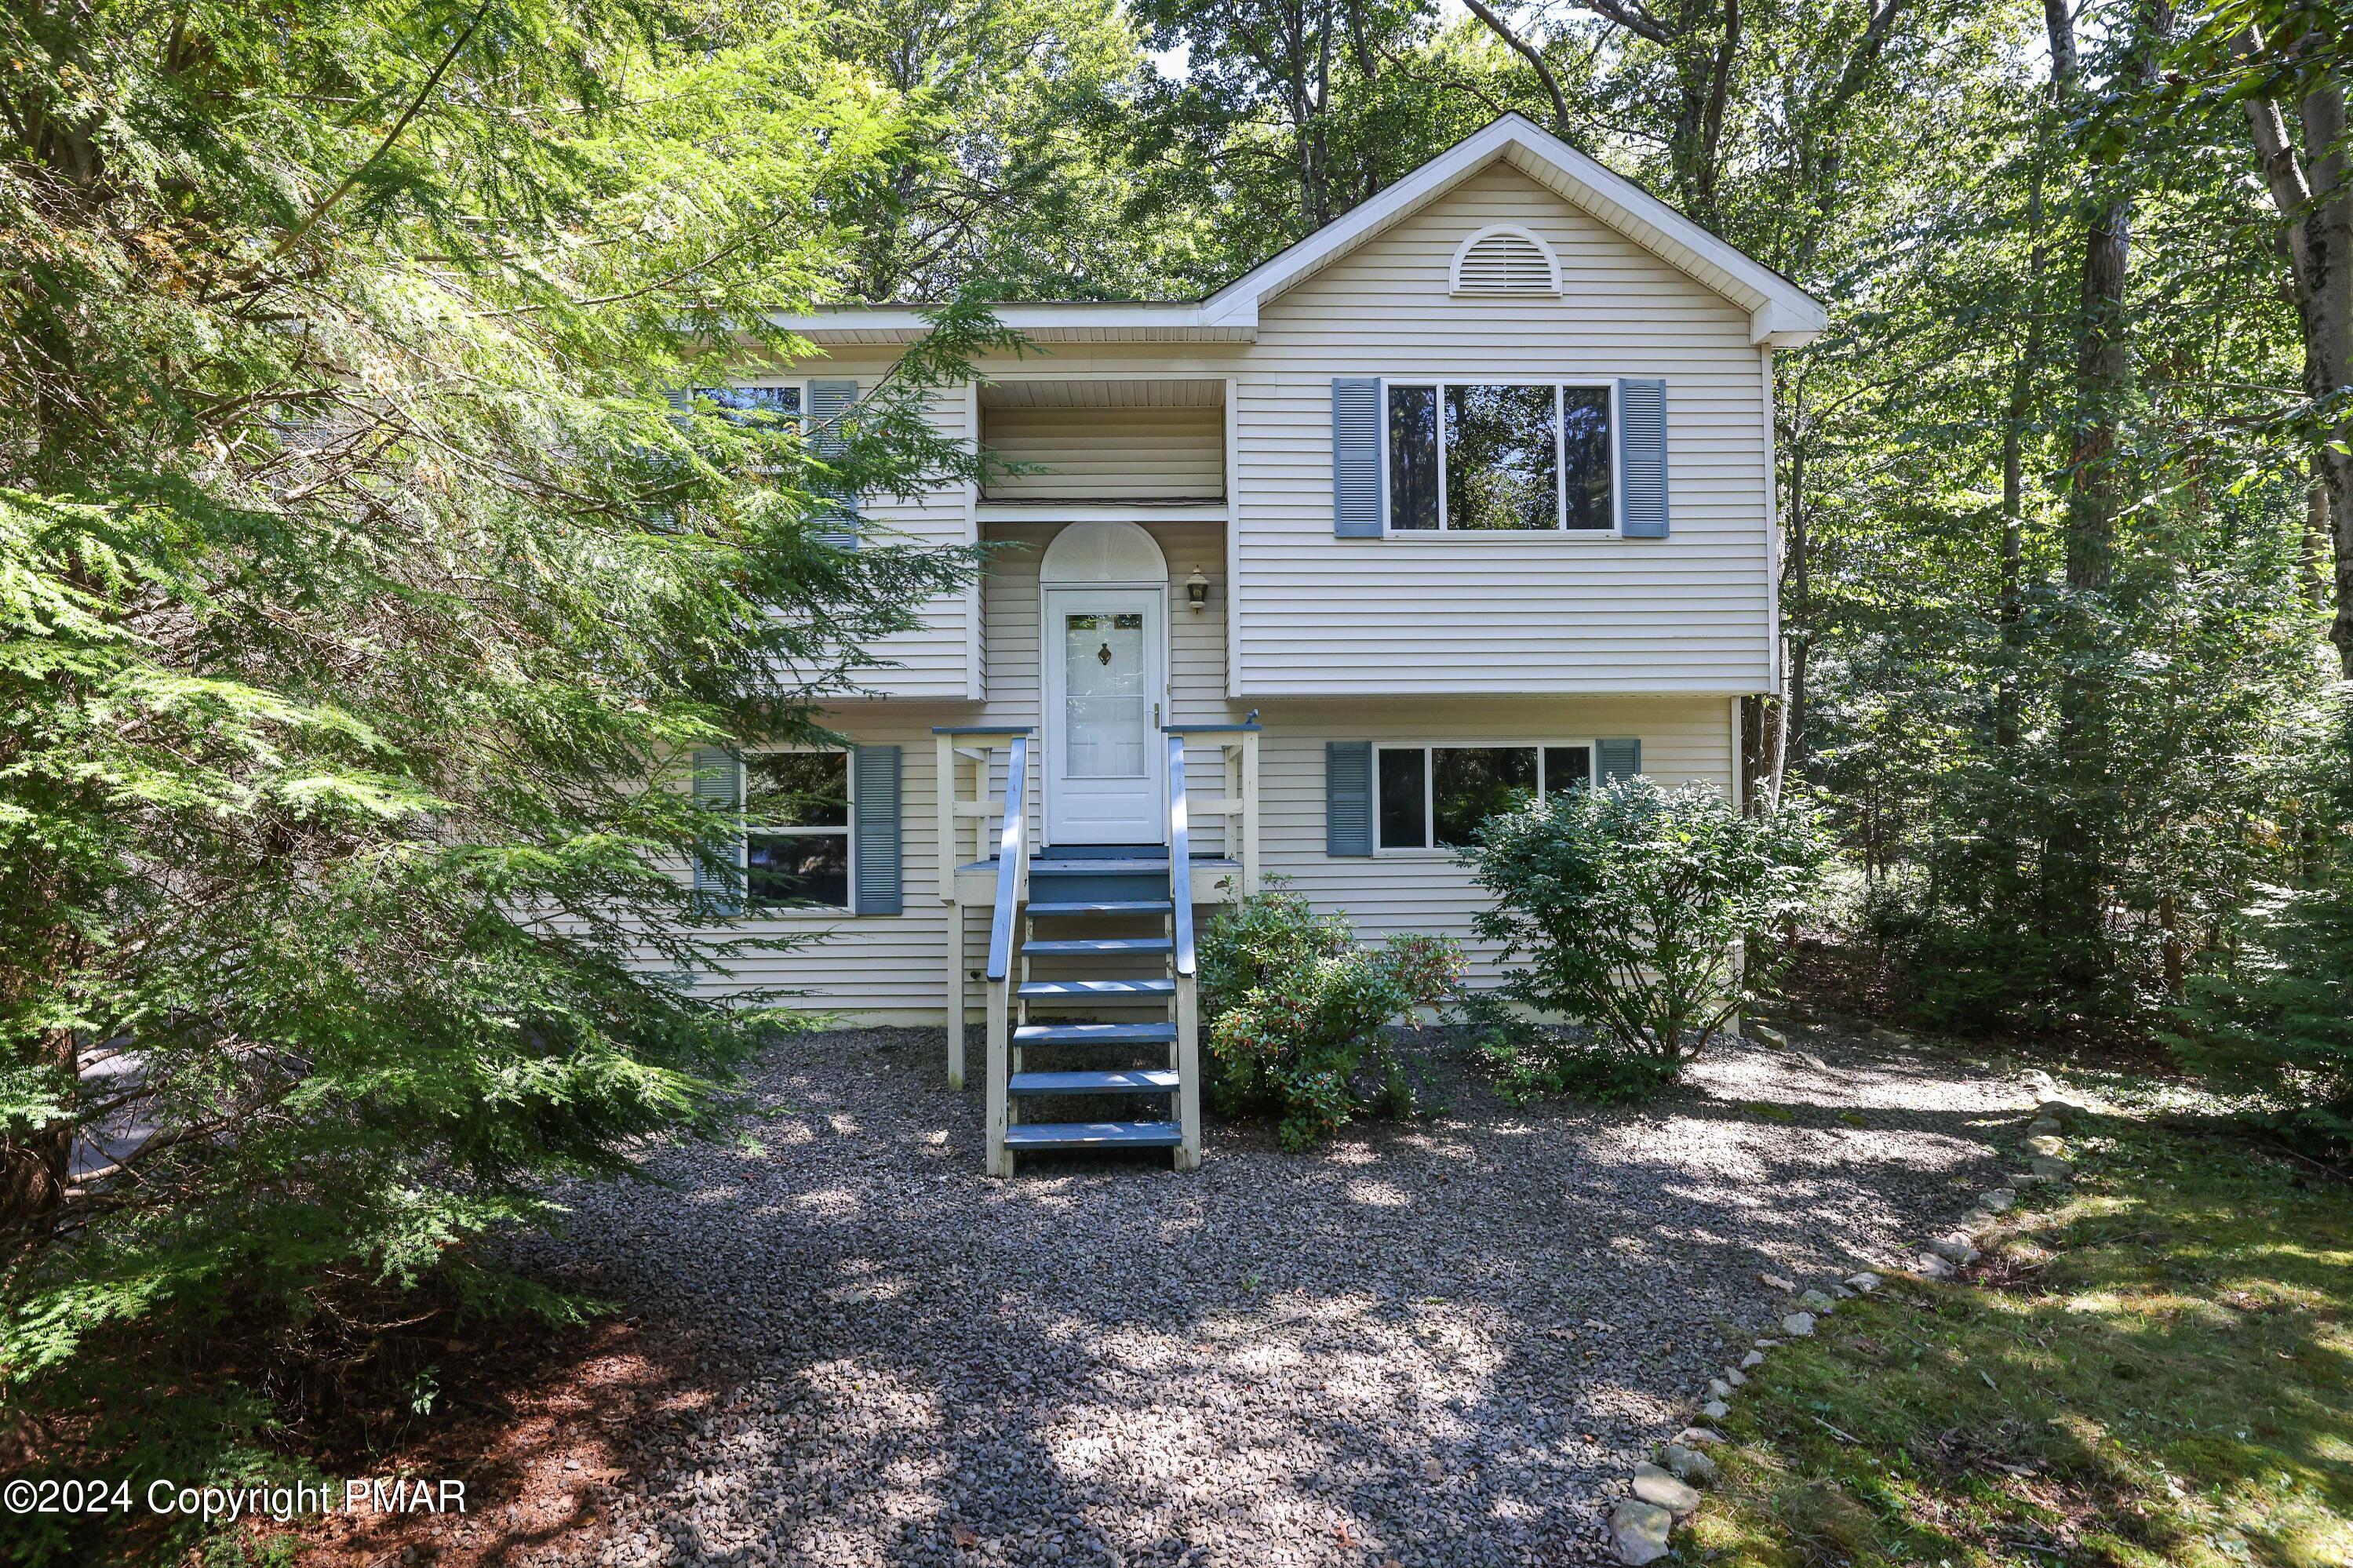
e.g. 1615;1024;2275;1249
821;0;1167;300
1462;1010;1684;1106
2170;704;2353;1155
1464;780;1829;1073
0;0;998;1532
1199;886;1461;1148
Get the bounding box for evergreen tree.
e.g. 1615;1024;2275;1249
0;0;997;1495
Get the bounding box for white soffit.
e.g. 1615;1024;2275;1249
979;378;1226;409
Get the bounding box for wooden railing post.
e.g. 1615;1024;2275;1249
1166;734;1202;1171
982;735;1029;1177
935;733;962;1086
1239;727;1260;895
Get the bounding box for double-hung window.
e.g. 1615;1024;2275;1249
698;384;803;427
742;750;852;910
1375;743;1593;851
1386;381;1614;533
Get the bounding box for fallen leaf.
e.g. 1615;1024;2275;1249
950;1524;980;1549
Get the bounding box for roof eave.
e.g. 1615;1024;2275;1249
760;304;1257;346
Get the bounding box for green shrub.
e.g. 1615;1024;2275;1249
1199;886;1461;1148
2172;875;2353;1156
1462;778;1827;1088
2169;707;2353;1157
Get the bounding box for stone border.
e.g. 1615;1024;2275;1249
1605;1068;2091;1564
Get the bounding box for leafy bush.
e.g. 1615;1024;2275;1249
1199;886;1461;1148
2172;877;2353;1154
1462;779;1828;1086
2170;711;2353;1157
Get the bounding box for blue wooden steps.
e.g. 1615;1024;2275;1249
1000;842;1189;1167
1013;1021;1178;1047
1026;849;1169;904
1008;1068;1180;1094
1025;899;1172;918
1017;977;1175;1000
1020;936;1174;958
1003;1121;1182;1151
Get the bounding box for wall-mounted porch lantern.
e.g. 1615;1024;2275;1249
1186;566;1210;613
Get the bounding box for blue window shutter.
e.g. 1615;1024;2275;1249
851;744;901;915
808;378;860;549
1618;378;1669;538
1331;378;1382;537
666;387;692;417
1326;741;1374;856
1597;737;1642;784
691;747;742;915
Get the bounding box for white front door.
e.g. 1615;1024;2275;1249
1044;586;1166;845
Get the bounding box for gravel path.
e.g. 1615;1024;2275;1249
509;1022;2028;1568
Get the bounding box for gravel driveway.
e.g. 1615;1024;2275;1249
512;1023;2026;1568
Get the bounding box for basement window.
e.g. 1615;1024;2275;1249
742;751;851;910
1375;744;1594;851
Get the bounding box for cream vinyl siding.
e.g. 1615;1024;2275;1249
981;406;1225;502
1255;694;1735;981
815;375;978;701
682;692;1732;1015
749;162;1777;702
690;517;1237;1017
1235;162;1774;696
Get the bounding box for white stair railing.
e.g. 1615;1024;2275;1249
982;735;1030;1178
1165;715;1260;893
934;725;1029;1088
1167;733;1203;1170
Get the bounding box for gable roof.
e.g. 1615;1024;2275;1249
768;115;1827;349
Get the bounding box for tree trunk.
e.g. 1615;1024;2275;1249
0;1026;75;1265
2241;62;2352;675
2307;464;2332;611
1996;155;2048;753
1783;427;1810;774
2045;0;2169;976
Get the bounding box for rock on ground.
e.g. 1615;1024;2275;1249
497;1024;2014;1568
1608;1500;1676;1565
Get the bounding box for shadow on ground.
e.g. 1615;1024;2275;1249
336;1022;2027;1568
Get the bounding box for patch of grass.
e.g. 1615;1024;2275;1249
1685;1122;2353;1568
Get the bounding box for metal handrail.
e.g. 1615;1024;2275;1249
985;736;1029;983
1167;733;1195;977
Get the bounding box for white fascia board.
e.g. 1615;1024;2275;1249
763;304;1255;344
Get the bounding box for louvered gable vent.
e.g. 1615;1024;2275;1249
1450;224;1560;296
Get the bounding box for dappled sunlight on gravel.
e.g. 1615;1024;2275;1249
489;1022;2027;1568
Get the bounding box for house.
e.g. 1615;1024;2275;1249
682;115;1826;1173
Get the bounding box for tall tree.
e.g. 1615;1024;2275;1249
821;0;1161;299
0;0;992;1502
2202;4;2353;674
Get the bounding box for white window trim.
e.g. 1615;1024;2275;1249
1448;224;1564;296
1371;740;1597;857
1379;378;1621;538
738;747;855;915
